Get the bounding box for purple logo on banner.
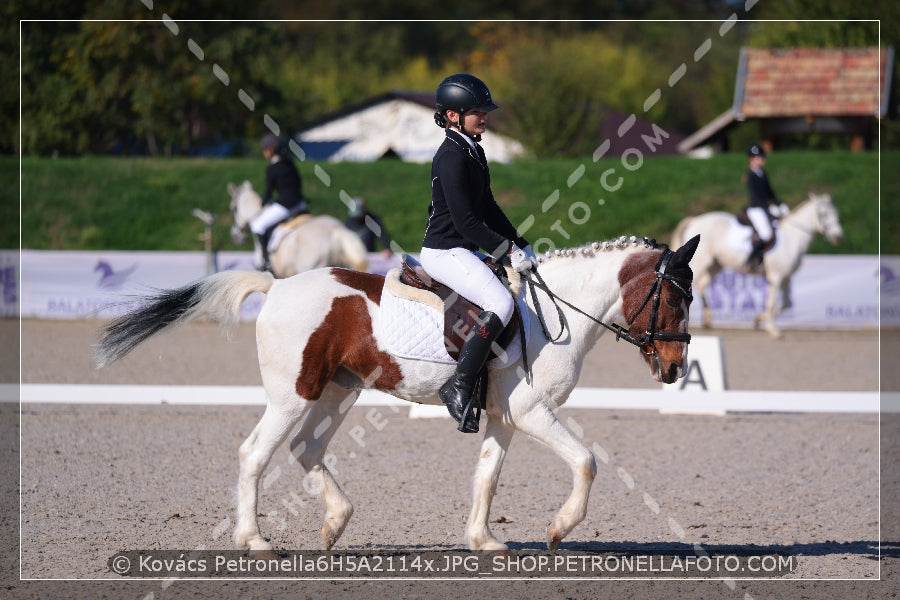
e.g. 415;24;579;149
882;264;900;295
94;260;138;290
707;271;768;315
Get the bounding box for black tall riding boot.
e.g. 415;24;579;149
439;311;505;433
746;239;766;268
255;232;272;272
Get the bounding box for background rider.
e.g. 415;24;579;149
251;134;308;272
744;143;789;268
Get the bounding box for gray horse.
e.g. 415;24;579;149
672;192;843;338
228;180;368;278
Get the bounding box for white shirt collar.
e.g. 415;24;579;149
449;127;476;149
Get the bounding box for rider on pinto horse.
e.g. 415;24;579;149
420;73;538;433
251;134;308;272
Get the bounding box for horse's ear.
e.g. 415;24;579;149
673;234;700;266
227;182;236;195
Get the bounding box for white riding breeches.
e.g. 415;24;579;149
250;203;298;235
746;206;773;241
419;246;514;326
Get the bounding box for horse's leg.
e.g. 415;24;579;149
694;268;715;329
514;404;597;550
779;277;793;312
466;416;516;551
289;383;358;550
758;275;783;339
234;400;310;551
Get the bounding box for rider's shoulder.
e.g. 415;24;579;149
433;143;466;169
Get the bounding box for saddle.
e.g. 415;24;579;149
268;211;313;252
735;208;777;252
398;254;521;361
279;211;313;230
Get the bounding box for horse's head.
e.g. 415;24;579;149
809;192;843;246
227;181;263;244
618;235;699;384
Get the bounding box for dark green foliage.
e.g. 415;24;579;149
11;15;895;158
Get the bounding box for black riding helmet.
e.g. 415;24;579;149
261;133;283;153
433;73;498;140
747;143;766;158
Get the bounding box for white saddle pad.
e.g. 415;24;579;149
724;218;779;255
379;269;529;368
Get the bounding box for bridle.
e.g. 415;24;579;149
524;245;693;357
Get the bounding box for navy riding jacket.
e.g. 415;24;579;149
422;129;528;260
746;167;779;210
263;157;305;210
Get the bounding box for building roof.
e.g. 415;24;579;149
678;46;893;154
735;47;892;119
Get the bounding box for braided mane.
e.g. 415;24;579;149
536;235;664;264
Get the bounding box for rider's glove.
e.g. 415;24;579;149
509;243;533;273
769;203;789;219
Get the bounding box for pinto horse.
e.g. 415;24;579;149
95;234;699;552
228;180;369;278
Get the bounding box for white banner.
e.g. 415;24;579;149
4;250;898;329
692;254;893;329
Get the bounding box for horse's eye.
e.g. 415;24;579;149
666;297;680;308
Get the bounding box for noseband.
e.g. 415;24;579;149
526;245;693;356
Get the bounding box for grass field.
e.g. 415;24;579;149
9;149;893;254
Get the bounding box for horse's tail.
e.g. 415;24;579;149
330;226;369;272
671;216;693;248
94;270;274;368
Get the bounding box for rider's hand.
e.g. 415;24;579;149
769;203;789;219
509;244;532;273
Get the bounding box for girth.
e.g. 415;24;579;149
399;254;520;361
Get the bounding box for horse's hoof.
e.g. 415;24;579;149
471;539;509;552
236;534;273;553
547;526;564;551
322;523;345;550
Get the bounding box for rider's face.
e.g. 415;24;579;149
447;109;488;136
462;111;488;135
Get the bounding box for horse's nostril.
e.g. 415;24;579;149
668;362;679;382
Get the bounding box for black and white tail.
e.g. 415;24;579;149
94;270;274;368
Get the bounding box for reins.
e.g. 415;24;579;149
523;247;693;356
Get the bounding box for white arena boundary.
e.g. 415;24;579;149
6;384;886;414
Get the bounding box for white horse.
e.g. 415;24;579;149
228;180;368;278
672;192;843;338
95;235;699;552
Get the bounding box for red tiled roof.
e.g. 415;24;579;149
736;47;889;118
